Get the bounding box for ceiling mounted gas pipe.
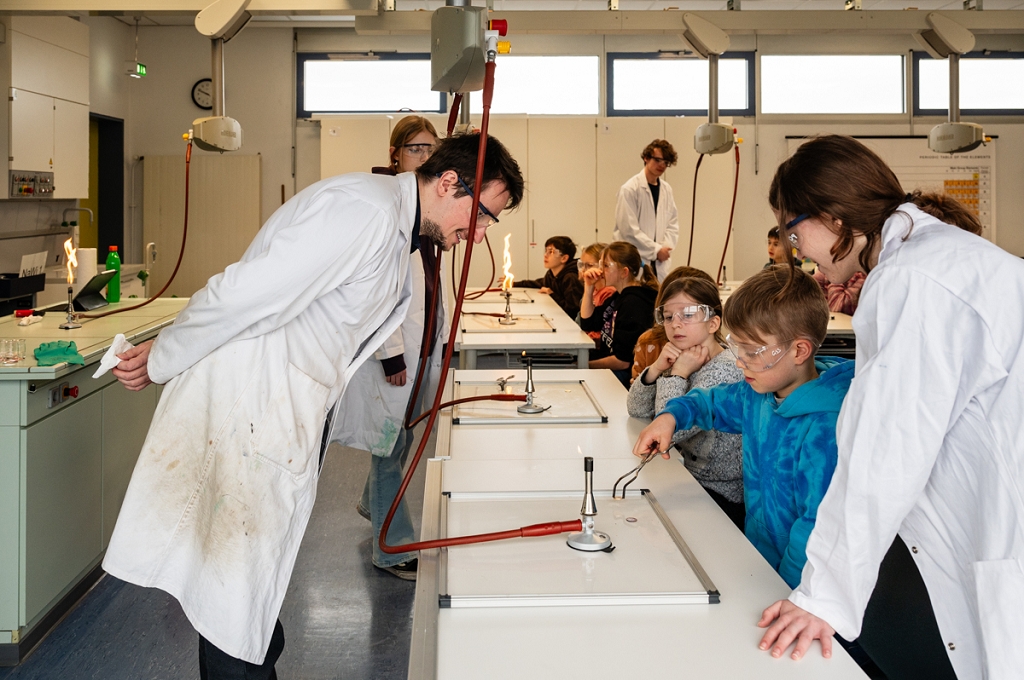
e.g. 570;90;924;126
915;14;988;154
681;14;735;156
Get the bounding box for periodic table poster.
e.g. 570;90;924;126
787;136;997;242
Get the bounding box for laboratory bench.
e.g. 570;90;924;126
455;292;594;370
408;368;868;679
0;298;188;666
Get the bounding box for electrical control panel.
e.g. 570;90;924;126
9;171;56;199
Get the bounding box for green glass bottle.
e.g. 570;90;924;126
106;245;121;302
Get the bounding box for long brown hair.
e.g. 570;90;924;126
654;277;725;345
602;241;659;290
769;135;982;274
649;267;716;345
389;116;438;171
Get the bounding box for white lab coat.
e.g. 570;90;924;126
332;244;450;456
613;170;679;281
102;172;418;665
791;204;1024;680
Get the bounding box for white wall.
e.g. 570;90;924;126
88;24;1023;279
128;25;294;229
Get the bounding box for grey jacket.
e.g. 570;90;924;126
627;348;745;503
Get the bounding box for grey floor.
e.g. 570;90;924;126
0;440;428;680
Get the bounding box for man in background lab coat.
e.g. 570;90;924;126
614;139;680;282
104;133;524;679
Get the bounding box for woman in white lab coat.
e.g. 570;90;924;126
333;116;450;579
104;133;524;677
613;140;680;282
757;134;1024;680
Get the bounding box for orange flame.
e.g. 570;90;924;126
63;238;77;285
501;233;514;291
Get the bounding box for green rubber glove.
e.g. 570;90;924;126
33;340;85;366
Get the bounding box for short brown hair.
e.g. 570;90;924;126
654;276;725;344
416;132;524;211
602;241;659;290
770;135;982;274
724;266;829;347
642;139;678;167
389;116;438;169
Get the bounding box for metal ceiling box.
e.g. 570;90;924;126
431;5;487;93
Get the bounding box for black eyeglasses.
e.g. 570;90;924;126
456;176;499;227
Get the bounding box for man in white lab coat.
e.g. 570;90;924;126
613;139;680;282
104;133;524;679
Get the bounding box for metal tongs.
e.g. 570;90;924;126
612;450;660;500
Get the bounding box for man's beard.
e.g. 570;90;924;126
420;217;453;251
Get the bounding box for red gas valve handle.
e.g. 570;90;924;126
64;386;79;399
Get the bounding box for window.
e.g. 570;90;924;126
297;54;445;117
915;52;1024;115
760;55;905;115
607;52;754;117
489;56;600;115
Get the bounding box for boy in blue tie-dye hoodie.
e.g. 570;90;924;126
633;267;854;588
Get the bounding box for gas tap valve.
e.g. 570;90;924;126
567;457;613;552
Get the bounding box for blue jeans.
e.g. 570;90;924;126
359;425;417;568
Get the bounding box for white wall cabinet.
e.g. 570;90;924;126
9;90;55;173
53;99;89;199
2;16;90;199
526;118;596;279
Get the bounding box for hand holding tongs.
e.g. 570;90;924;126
612;450;661;500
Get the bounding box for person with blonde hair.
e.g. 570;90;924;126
373;115;438;176
579;241;658;386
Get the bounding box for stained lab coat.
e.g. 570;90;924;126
332;245;450;457
791;204;1024;680
613;170;679;281
102;172;418;665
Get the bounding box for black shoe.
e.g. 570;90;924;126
376;559;418;581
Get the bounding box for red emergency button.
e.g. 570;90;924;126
489;19;508;36
63;386;79;399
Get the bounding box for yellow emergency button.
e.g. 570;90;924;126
497;41;512;54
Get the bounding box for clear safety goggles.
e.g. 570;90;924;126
725;333;793;373
655;304;715;326
402;143;435;158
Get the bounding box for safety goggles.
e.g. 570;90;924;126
402;143;435;158
725;333;793;373
785;214;809;249
456;176;499;228
655;304;715;326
